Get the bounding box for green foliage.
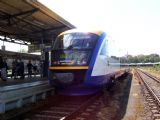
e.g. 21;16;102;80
153;64;160;71
120;54;160;63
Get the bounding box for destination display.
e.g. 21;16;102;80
52;50;91;66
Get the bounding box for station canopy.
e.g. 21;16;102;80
0;0;75;45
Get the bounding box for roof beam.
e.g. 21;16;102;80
0;25;64;36
0;10;44;30
29;25;65;34
0;8;38;20
4;25;65;37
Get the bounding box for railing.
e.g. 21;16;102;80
0;80;54;113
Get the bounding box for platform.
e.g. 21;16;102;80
0;76;54;113
122;71;147;120
0;76;46;87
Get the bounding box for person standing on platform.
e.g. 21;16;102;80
27;60;33;78
39;61;43;78
15;59;20;79
11;59;17;79
3;58;8;75
19;59;24;79
33;62;37;77
0;56;7;81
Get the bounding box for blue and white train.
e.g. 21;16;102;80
48;29;120;95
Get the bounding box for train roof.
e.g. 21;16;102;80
58;29;104;37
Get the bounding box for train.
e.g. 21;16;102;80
48;29;121;95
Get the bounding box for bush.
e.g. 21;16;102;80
153;64;160;71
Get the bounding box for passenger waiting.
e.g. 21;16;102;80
33;62;38;77
0;56;7;81
27;60;33;78
15;59;20;79
4;58;8;74
19;59;24;79
11;59;17;79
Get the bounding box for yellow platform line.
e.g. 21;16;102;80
49;66;88;70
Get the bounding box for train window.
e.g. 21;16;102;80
52;33;99;66
100;40;108;56
83;38;97;48
53;33;98;50
63;35;73;48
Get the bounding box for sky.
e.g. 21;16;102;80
39;0;160;56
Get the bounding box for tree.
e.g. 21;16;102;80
119;53;160;63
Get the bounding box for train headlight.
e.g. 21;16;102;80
82;60;87;65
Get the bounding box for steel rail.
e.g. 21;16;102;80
136;69;160;106
64;92;102;120
138;68;160;83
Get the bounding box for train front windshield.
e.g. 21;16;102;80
51;33;99;66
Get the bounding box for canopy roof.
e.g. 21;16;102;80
0;0;75;45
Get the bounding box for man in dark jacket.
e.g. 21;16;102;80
19;59;24;79
27;60;33;78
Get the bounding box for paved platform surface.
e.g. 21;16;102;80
122;71;150;120
0;76;47;87
0;76;53;114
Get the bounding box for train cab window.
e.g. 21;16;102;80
71;38;83;49
63;35;73;49
52;33;99;66
100;40;108;56
53;33;98;50
83;39;96;48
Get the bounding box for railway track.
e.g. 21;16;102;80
19;92;102;120
135;69;160;119
0;71;128;120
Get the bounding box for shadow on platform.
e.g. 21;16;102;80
99;72;132;120
116;73;132;120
